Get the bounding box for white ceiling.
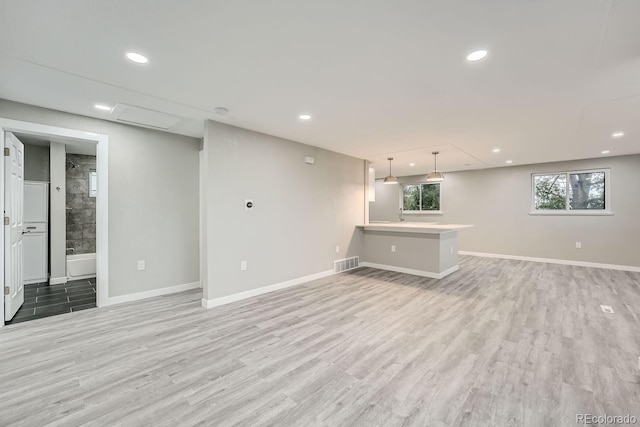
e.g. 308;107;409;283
1;1;638;178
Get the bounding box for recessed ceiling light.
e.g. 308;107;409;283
467;50;488;62
409;163;415;167
94;104;112;111
214;107;228;115
299;114;312;120
505;160;513;164
126;52;148;64
492;148;501;153
612;131;624;138
601;150;610;154
464;163;471;167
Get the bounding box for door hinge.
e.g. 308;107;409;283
3;217;9;225
4;286;9;296
3;147;9;156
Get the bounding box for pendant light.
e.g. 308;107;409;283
383;157;398;184
426;151;444;182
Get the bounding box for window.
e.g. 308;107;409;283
532;169;610;214
402;183;441;212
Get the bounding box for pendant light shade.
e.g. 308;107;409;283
383;176;398;184
383;157;398;184
426;151;444;182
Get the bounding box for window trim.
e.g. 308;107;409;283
529;168;613;216
400;182;443;215
89;169;97;198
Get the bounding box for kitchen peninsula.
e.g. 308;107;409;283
356;222;473;279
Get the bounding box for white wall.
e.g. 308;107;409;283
370;155;640;268
201;120;365;302
49;141;66;282
0;99;200;297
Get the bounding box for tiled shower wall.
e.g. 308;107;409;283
66;154;96;254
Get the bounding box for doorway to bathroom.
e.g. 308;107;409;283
0;119;108;326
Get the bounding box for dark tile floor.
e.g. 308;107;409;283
6;279;96;325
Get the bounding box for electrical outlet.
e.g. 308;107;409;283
240;260;247;271
576;241;582;249
335;245;340;254
137;260;145;271
391;245;396;253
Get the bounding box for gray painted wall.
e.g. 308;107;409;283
362;230;457;274
202;120;365;301
66;154;96;255
370;155;640;267
0;99;200;297
24;144;50;182
369;178;403;222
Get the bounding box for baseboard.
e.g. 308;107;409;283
202;270;335;309
105;281;201;306
49;276;68;285
67;274;96;282
458;251;640;272
359;262;459;279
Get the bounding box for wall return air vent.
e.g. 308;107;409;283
334;256;359;273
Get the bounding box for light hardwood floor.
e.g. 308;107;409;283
1;256;639;426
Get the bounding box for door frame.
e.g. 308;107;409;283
0;119;109;326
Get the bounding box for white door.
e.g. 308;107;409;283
4;132;25;321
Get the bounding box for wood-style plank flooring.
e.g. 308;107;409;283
1;256;639;426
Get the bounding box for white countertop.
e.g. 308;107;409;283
357;222;474;234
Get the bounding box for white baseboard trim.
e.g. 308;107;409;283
359;262;459;279
458;251;640;272
202;270;335;309
105;281;201;306
49;276;68;285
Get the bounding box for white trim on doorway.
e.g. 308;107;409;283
0;118;109;327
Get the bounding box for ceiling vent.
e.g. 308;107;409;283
112;104;184;130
